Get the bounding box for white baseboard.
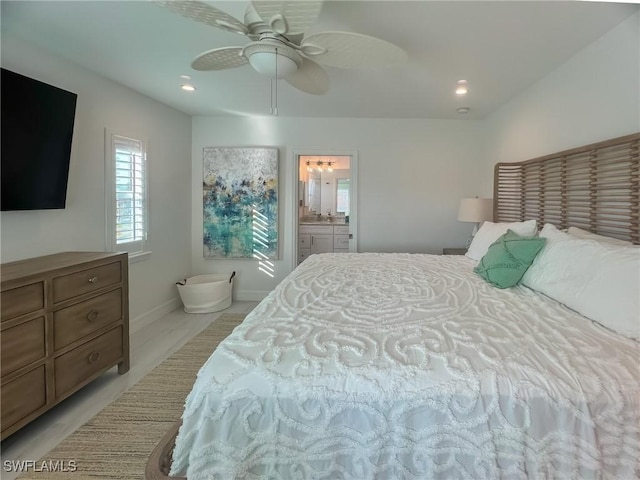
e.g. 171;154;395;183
130;297;181;334
130;292;268;333
234;290;269;302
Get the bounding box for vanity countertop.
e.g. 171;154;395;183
299;221;347;225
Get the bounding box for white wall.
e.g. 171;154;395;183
192;116;487;299
483;11;640;178
0;34;193;327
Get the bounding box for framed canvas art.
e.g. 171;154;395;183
203;147;278;259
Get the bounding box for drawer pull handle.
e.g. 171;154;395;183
88;276;99;284
88;352;100;364
87;310;99;322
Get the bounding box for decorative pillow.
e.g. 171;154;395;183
567;226;632;246
474;230;546;288
523;223;640;340
466;219;538;261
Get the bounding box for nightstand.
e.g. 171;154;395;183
443;248;467;255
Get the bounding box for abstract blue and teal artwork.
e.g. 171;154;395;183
203;147;278;259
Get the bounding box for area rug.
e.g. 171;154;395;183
18;313;245;480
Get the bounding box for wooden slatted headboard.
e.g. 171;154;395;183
494;132;640;244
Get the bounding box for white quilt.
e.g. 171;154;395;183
170;253;640;479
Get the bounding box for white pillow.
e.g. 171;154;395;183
567;226;632;246
466;220;538;261
522;223;640;340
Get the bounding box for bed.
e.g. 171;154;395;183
154;133;640;479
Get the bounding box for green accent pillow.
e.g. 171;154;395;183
474;229;546;289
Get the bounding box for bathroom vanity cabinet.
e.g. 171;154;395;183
298;224;350;264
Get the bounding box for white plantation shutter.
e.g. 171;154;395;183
109;134;148;255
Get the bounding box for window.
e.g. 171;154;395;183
336;178;350;215
106;132;149;258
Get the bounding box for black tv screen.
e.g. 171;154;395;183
1;68;77;211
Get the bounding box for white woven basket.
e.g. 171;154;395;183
176;272;234;313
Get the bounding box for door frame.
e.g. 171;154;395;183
291;149;359;271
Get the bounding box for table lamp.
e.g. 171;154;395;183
457;197;493;246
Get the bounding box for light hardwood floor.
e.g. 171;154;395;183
0;301;259;480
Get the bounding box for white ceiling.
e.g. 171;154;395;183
1;1;637;119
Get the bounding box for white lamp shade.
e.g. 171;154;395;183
457;198;493;223
248;52;298;79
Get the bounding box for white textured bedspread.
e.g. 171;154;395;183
170;253;640;479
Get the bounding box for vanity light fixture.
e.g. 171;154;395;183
455;80;468;96
306;160;334;172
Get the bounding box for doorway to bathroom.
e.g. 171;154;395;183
293;151;358;267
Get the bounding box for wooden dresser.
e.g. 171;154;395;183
1;251;129;440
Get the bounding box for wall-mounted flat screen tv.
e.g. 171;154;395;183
1;68;78;211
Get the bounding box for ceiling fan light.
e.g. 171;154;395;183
242;40;302;79
248;52;298;79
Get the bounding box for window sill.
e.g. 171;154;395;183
128;251;151;264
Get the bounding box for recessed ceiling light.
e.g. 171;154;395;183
455;80;468;96
457;107;470;114
179;74;192;80
181;84;196;92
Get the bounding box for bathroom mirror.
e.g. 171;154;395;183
307;171;321;213
305;169;350;215
299;155;351;221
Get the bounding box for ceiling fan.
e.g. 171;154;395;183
156;0;407;95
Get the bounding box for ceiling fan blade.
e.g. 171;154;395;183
155;0;248;36
191;47;248;71
251;1;323;36
285;57;329;95
301;31;407;69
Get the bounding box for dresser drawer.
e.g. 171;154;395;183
53;289;123;350
1;317;46;376
1;282;44;321
1;365;46;431
334;235;350;249
298;234;311;248
55;326;123;398
53;262;122;303
334;225;350;235
298;248;311;264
